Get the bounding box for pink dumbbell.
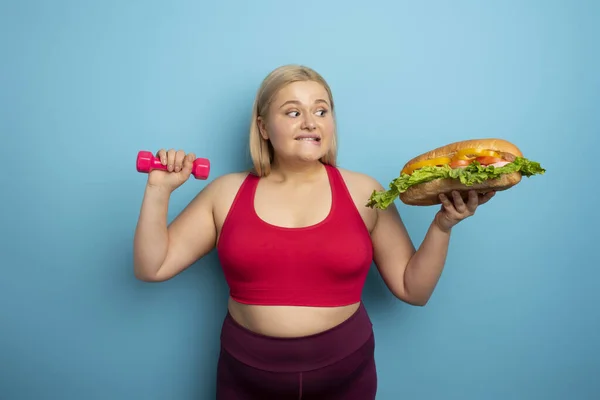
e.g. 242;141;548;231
136;150;210;180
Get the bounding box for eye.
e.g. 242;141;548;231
286;111;300;117
315;109;328;117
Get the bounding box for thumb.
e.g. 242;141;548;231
182;154;195;174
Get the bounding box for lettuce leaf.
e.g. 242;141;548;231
366;157;545;210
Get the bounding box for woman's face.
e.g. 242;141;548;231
259;80;335;165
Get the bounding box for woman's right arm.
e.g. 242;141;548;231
133;182;217;281
133;148;219;282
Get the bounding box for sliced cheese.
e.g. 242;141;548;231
402;157;451;175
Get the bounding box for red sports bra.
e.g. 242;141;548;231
216;164;373;307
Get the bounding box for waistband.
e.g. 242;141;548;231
219;302;374;373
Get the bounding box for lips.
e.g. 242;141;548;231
295;135;321;142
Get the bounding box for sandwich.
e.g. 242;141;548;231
366;138;545;209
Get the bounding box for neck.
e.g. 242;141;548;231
269;157;325;182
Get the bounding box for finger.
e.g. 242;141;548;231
452;191;467;213
174;150;185;172
182;152;196;173
156;149;167;165
181;154;192;174
479;190;496;205
439;193;454;210
466;190;478;212
167;149;176;172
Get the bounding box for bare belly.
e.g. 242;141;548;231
227;297;361;338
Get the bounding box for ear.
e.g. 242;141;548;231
257;116;268;140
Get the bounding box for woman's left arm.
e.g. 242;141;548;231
370;187;495;306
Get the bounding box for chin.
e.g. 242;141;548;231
297;150;328;162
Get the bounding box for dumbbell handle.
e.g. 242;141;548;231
136;151;210;180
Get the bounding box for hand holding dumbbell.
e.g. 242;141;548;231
136;150;210;180
136;150;210;191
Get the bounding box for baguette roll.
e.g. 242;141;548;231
367;138;545;208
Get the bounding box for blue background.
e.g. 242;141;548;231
2;0;598;399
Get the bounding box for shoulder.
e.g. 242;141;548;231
335;166;385;196
200;170;251;201
208;171;251;190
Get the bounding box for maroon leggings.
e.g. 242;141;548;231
216;302;377;399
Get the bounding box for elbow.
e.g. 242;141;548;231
134;268;156;282
134;270;158;282
398;272;432;306
400;295;430;307
134;270;169;282
406;288;432;306
133;262;169;283
409;297;430;307
393;289;431;307
133;249;170;282
402;295;430;307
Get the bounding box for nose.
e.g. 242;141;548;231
302;115;316;130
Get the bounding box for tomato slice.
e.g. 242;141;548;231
475;156;504;165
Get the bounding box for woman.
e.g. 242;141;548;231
133;64;495;399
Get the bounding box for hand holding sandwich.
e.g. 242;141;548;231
433;189;496;233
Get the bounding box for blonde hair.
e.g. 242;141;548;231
249;64;338;176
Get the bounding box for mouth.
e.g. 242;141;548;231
295;135;321;142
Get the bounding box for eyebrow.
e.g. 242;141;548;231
278;99;330;109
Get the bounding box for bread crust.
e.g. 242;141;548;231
399;171;522;206
402;138;523;173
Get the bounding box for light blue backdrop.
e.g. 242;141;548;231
2;0;598;399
